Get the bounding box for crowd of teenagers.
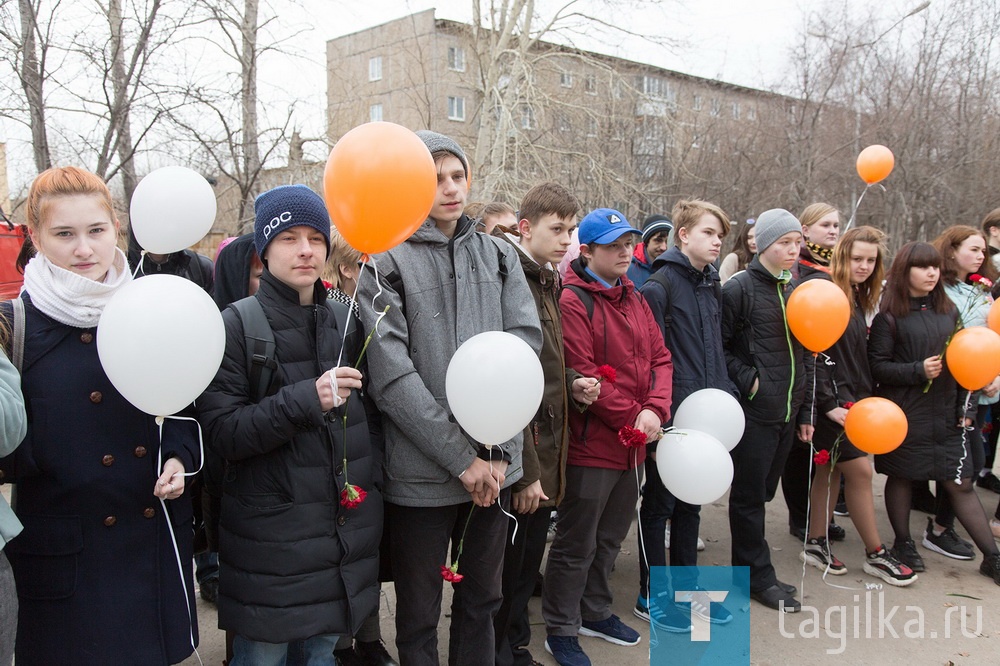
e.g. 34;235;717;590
1;129;1000;666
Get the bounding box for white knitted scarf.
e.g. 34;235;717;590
22;248;132;328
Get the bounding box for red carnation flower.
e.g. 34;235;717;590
441;563;464;583
596;364;617;385
340;484;367;509
619;425;648;448
972;273;994;289
813;449;831;466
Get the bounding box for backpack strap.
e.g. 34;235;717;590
643;270;674;349
729;271;757;358
11;296;24;374
229;296;277;403
564;284;594;320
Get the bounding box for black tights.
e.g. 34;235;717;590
885;476;999;557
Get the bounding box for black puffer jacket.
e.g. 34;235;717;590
869;297;974;480
721;257;810;426
199;270;382;643
642;248;737;431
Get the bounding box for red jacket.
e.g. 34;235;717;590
560;260;673;469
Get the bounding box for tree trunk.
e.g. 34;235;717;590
18;0;50;172
240;0;261;222
108;0;137;202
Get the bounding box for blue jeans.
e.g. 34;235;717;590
231;634;340;666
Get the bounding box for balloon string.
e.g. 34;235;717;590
634;447;661;647
799;353;819;600
956;390;973;485
329;263;366;405
845;184;872;232
155;417;205;666
132;250;147;279
366;255;388;338
489;457;519;544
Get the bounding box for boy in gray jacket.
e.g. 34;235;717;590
357;131;542;666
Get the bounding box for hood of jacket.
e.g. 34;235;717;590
214;233;257;309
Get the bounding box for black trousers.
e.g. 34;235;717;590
729;419;796;592
638;456;701;596
388;492;510;666
494;507;552;666
781;443;812;530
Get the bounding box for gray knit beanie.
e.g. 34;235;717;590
754;209;802;252
415;130;469;177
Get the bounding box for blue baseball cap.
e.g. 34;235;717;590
578;208;641;245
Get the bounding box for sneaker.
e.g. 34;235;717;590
891;538;926;573
922;517;975;560
199;576;219;604
750;584;800;612
828;522;846;542
579;614;641;646
834;498;849;517
355;640;398;666
664;523;706;551
979;553;1000;586
545;636;591;666
976;472;1000;494
801;537;847;575
863;545;918;587
634;594;692;633
674;588;734;624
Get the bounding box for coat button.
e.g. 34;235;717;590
103;516;117;527
143;507;155;519
337;515;346;526
134;446;147;458
335;465;344;476
80;332;94;344
90;391;103;404
102;454;114;466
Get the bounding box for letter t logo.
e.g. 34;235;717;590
676;590;729;642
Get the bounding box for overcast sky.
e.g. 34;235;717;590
2;0;930;193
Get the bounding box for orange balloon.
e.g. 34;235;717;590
856;144;895;185
844;397;907;455
988;299;1000;336
945;327;1000;390
324;122;437;255
786;280;851;352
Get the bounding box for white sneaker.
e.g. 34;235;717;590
664;523;706;551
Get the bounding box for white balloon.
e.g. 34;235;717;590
446;332;543;446
98;275;225;416
656;429;734;505
673;388;746;451
130;166;217;254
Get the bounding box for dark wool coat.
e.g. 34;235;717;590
0;294;199;666
869;297;975;480
199;271;382;643
560;259;673;470
721;257;811;426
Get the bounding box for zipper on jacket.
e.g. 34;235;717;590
777;283;794;423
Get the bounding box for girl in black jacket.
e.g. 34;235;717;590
803;227;916;585
869;241;1000;583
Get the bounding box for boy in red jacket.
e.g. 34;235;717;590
542;208;673;666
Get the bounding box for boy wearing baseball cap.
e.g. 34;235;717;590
200;184;383;662
721;208;814;613
542;209;673;666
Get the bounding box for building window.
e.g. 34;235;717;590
587;116;598;137
731;101;741;120
521;106;536;130
560;71;573;88
692;94;702;111
585;74;597;94
448;46;465;72
369;104;383;122
747;105;757;121
368;56;382;82
557;112;571;132
710;98;721;117
447;96;465;121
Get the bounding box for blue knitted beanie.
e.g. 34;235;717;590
254;185;331;259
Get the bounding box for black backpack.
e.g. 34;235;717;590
229;296;352;402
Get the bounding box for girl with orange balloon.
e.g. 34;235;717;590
919;226;1000;561
868;241;1000;584
783;204;846;549
800;227;916;585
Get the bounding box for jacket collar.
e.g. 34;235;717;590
409;214;476;246
258;269;327;308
